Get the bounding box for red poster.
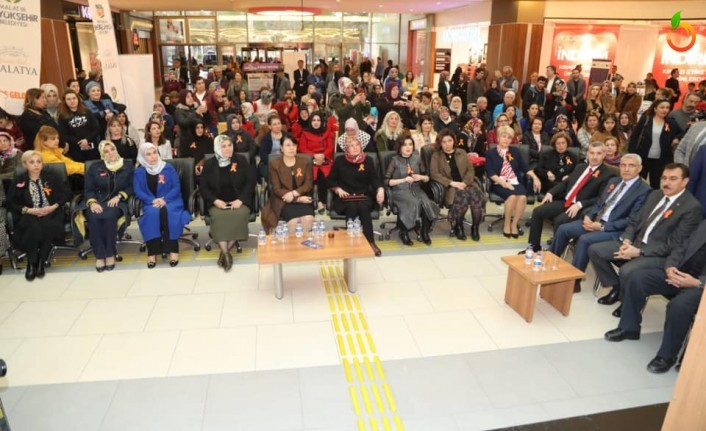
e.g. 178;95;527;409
550;25;620;82
651;23;706;107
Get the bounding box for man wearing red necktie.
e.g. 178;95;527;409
524;141;615;252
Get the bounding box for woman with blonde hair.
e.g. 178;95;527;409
374;111;404;153
33;125;84;176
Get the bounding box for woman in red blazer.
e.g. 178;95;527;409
298;111;335;212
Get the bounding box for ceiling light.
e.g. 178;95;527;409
248;6;322;16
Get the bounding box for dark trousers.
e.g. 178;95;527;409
528;201;576;248
16;212;63;264
86;206;121;259
587;239;666;295
550;220;620;271
619;268;703;359
315;171;328;204
337;200;375;243
642;158;666;190
146;207;179;256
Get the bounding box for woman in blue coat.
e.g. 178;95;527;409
83;141;134;272
134;143;190;268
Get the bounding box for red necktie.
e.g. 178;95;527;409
564;168;593;208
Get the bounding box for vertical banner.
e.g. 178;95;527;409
118;54;154;137
549;25;620;83
88;0;125;103
0;0;41;115
651;23;706;107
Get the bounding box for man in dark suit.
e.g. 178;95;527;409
526;141;615;252
551;154;652;291
604;219;706;374
293;59;309;104
588;163;703;314
438;71;451;107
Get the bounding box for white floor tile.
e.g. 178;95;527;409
357;281;434;317
69;297;157;335
0;300;88;338
419;277;500;311
537;296;625;342
405;310;498;356
472;306;568;349
0;301;19;324
6;335;101;386
221;290;293;327
366;315;421;361
292;280;331;323
429;252;504;279
0;273;75;302
61;270;141;300
194;265;260;293
255;321;339;370
374;255;444;282
169;327;257;376
127;267;199;296
0;338;23;363
79;332;179;382
145;294;224;331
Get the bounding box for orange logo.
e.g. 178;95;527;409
667;11;696;53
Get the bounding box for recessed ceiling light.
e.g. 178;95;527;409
436;1;441;4
378;4;383;7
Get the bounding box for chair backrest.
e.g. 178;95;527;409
516;144;531;167
380;151;397;180
15;162;70;190
567;146;580;162
165;158;195;210
420;145;435;172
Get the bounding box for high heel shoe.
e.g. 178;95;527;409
169;260;179;267
503;231;512;238
105;257;115;271
147;258;157;269
470;224;480;242
96;265;106;273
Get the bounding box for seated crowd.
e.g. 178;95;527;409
1;60;706;376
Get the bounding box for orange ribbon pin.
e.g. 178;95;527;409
158;174;165;184
296;168;303;177
190;142;196;149
566;157;573;165
43;186;52;196
358;163;365;172
506;153;514;162
407;165;414;175
664;209;673;219
592;170;600;178
230;163;238;172
236;135;242;143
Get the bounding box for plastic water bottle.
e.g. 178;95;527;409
275;224;284;242
319;220;326;237
258;228;267;246
524;247;534;265
347;219;354;236
295;220;303;238
283;225;290;239
311;221;319;239
533;252;543;272
353;217;362;237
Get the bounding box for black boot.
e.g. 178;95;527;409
470;224;480;242
25;262;36;282
454;218;467;241
36;258;46;279
399;228;413;246
420;216;432;245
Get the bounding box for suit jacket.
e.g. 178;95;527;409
665;220;706;283
438;79;451;106
293;68;310;96
430;148;479;206
621;189;703;258
628;115;682;162
261;155;313;231
485;145;528;185
567;78;586;101
584;177;652;233
83;161;134;215
199;154;256;210
686;144;706;217
547;162;615;209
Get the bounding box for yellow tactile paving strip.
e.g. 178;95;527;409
320;260;405;431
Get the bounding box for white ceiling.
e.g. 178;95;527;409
107;0;482;14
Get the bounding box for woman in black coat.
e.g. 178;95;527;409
83;141;134;272
527;131;577;194
521;117;550;168
174;89;211;157
57;90;101;162
17;88;59;152
628;98;683;189
8;150;71;281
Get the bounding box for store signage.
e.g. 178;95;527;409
441;25;481;43
549;24;620;82
651;22;706;105
434;49;451;73
410;19;426;31
0;0;41;115
79;5;92;20
88;0;125;104
243;63;282;73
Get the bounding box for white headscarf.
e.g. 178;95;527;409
213;135;232;168
137;142;166;175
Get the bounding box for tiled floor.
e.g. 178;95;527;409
0;227;679;430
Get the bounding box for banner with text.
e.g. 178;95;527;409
651;23;706;107
550;24;620;83
88;0;125;103
0;0;41;115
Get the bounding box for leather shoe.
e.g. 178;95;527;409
223;252;233;271
612;304;622;318
217;252;226;268
147;261;157;269
169;259;179;267
598;287;620;305
454;225;467;241
399;229;413;246
647;356;676;374
369;242;382;257
36;261;46;279
420;229;431;245
25;263;36;282
604;328;640;342
574;280;581;293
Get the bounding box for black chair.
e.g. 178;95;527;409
77;160;142;260
6;163;82;269
485;144;535;233
326;152;384;240
262;152;316;206
200;152;258;253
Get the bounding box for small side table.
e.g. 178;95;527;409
500;252;586;323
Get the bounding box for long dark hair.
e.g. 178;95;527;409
644;98;671;118
144;120;166;146
57;90;89;119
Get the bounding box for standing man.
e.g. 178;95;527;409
499;66;519;95
438;71;452;107
668;92;702;133
375;57;384;81
546;65;558;96
307;65;326;98
588;163;703;314
611;74;624;97
522;76;547;118
665;68;682;108
467;68;486;110
606;64;618;83
293;59;309;104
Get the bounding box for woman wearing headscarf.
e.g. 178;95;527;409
83;81;118;139
134;143;190;268
225;113;257;164
385;135;440;246
160;93;176;118
83;141;134;272
184;119;214;175
57;89;101;162
0;131;22;181
298;111;335;212
199;135;255;272
8;150;71;281
336;118;372;154
175;89;210;157
261;133;315;232
153;100;176;142
18;88;59;152
40;83;60;122
328;137;385;256
291;106;309;140
329;77;370;132
374;111;404;153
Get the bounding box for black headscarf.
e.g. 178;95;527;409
304;111;326;136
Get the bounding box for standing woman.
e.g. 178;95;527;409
57;90;101;162
199;136;255;271
484;79;503;114
628;98;682;188
584;84;605;118
175;89;210;157
591;113;623;148
386;135;440;246
106;117;138;162
83;141;134;272
298;111;335;212
430;129;485;241
402;71;418;98
261;134;315;233
521;117;549;168
40;83;60;122
520;103;541;133
328;138;385;256
83;81;118;139
614;82;643;125
290;107;309;140
8;151;71;281
17;88;59;152
144;120;173;160
486;126;533;238
577;112;600;162
617;112;633;142
133;143;191;268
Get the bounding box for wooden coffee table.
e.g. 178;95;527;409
257;230;375;299
500;252;585;323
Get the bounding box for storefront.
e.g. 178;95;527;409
431;22;490;89
63;1;123;75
